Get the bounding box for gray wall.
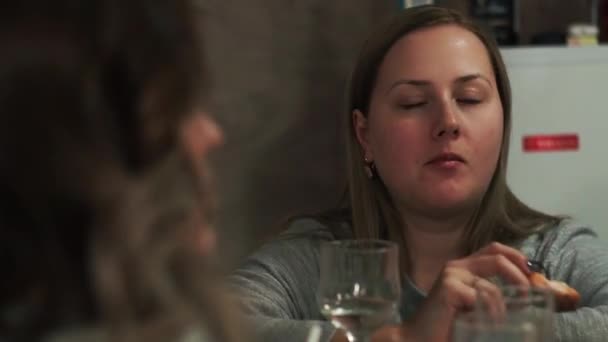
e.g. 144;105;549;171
196;1;396;264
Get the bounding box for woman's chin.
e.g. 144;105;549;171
418;191;479;217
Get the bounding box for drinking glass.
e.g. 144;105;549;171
318;240;401;342
452;285;555;342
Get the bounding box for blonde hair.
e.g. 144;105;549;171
344;6;561;272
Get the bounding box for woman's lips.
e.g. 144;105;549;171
426;152;465;169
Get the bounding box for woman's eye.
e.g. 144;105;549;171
400;102;427;110
457;98;481;105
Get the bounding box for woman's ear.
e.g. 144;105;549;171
353;109;372;159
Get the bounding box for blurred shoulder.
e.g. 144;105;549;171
278;211;354;241
239;213;354;266
280;217;334;239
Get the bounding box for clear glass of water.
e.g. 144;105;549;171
318;240;401;342
452;285;555;342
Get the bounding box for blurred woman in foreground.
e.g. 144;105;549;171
0;0;240;341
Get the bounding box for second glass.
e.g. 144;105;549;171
452;285;555;342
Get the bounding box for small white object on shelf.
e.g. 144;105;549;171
568;23;599;47
402;0;434;8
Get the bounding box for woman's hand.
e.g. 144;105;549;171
331;242;531;342
405;242;531;342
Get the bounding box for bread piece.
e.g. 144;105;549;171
528;272;580;311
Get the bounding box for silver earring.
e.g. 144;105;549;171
363;157;376;179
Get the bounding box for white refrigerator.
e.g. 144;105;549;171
502;46;608;239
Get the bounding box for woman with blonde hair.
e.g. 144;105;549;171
0;0;241;341
231;5;608;342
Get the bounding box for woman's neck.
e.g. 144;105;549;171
402;212;471;292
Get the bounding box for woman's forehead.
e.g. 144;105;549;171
376;24;495;87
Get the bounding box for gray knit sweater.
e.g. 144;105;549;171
230;218;608;342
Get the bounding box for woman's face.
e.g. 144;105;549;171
354;24;503;219
180;111;223;255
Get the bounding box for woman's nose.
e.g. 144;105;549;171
432;101;460;140
181;112;224;160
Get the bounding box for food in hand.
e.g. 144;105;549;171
528;272;580;311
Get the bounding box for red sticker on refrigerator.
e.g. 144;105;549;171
522;134;579;152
